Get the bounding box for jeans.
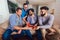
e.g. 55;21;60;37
36;29;43;40
2;29;33;40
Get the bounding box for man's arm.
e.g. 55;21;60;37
14;26;22;30
23;16;27;24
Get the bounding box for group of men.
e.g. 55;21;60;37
2;3;56;40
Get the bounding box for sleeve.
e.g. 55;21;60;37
9;15;17;30
35;15;39;25
39;17;43;25
39;15;54;29
27;16;31;23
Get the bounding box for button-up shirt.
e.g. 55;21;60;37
27;14;38;25
8;14;23;31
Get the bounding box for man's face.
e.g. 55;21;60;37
16;10;22;16
40;9;47;16
29;10;33;16
24;5;28;10
41;9;47;14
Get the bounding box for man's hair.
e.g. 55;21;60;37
28;8;34;12
40;6;49;10
23;3;28;7
16;7;22;12
28;8;34;15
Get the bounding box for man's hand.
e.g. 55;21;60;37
32;24;37;30
23;16;27;23
20;26;32;30
14;26;22;30
17;30;22;34
34;24;37;27
37;26;40;29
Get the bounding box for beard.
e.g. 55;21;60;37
29;14;32;16
41;13;45;17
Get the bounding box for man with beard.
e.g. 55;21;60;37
26;8;38;29
37;6;56;40
22;8;43;40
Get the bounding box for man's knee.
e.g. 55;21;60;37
36;30;42;37
2;29;12;40
2;33;8;39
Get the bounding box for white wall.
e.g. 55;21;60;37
55;0;60;25
0;0;9;24
48;0;60;25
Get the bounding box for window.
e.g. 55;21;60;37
7;0;18;14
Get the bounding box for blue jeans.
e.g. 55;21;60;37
36;29;43;40
2;29;33;40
